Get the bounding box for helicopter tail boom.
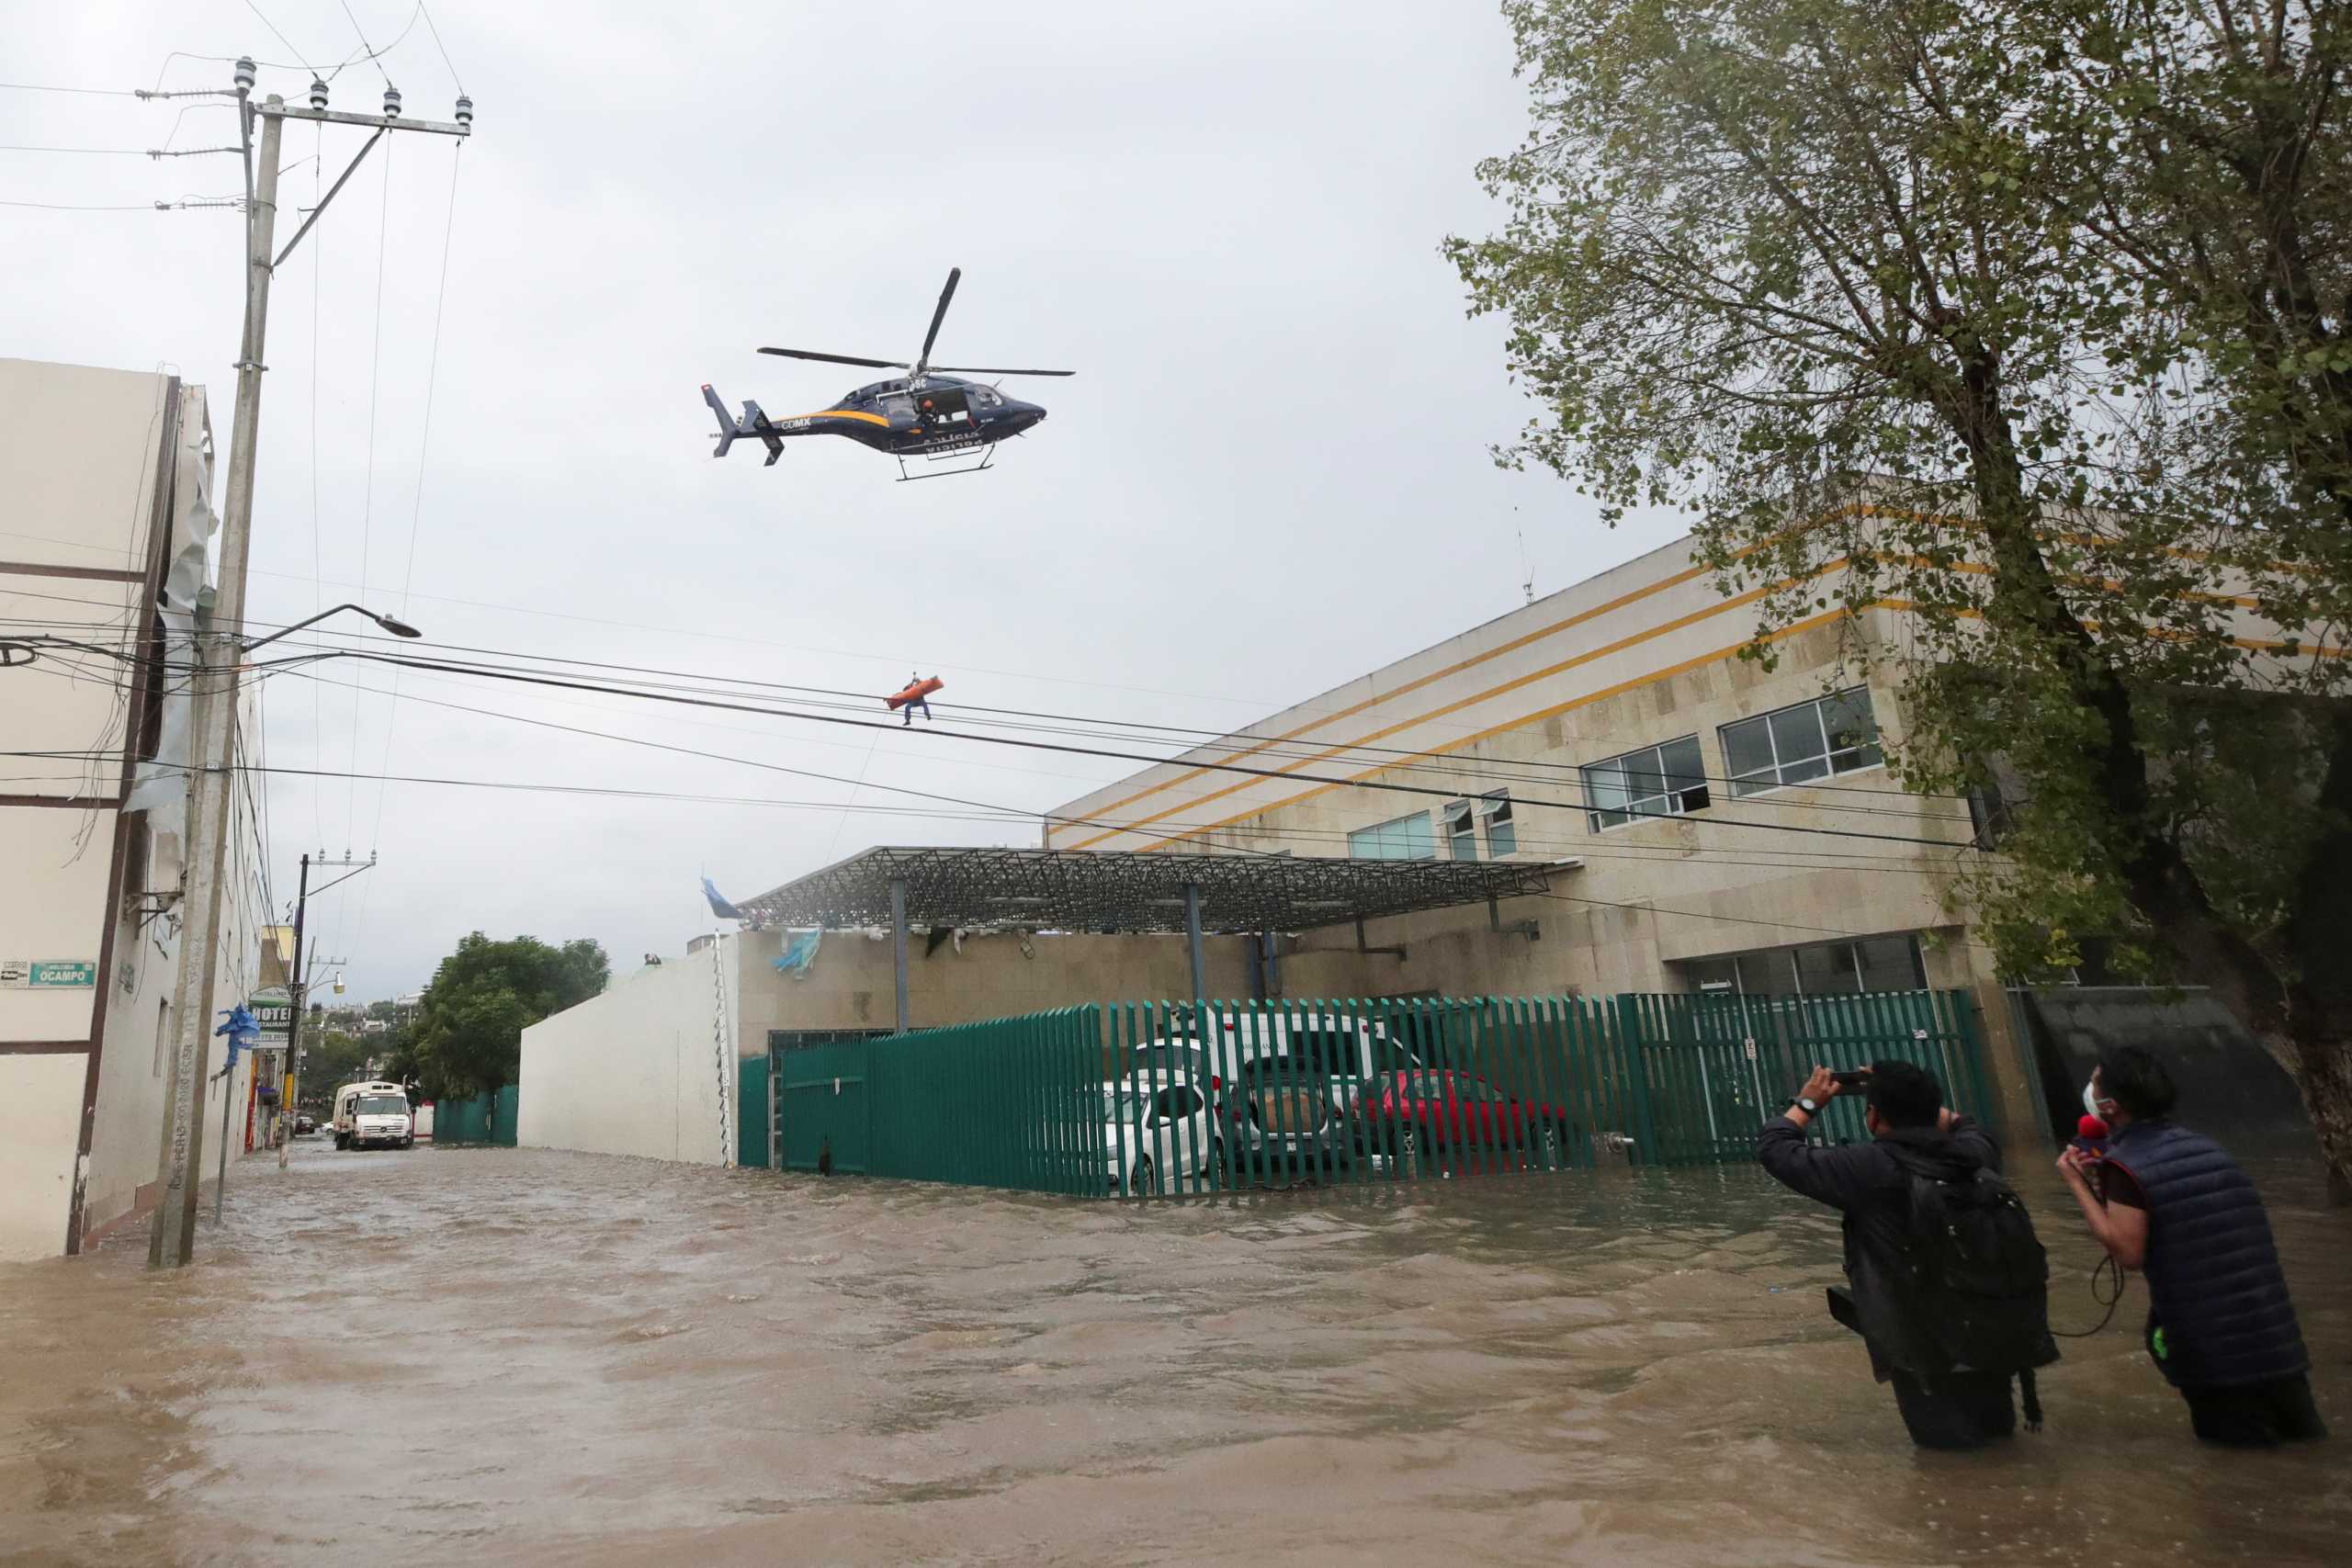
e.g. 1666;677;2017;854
702;384;785;466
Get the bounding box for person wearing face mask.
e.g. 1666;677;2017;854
2059;1045;2325;1447
1758;1059;2058;1449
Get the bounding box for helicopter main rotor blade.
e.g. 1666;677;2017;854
913;266;961;376
931;366;1077;378
756;348;906;369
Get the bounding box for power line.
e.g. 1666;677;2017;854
2;622;1983;854
243;2;318;74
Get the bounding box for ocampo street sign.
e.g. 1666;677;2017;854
0;959;98;989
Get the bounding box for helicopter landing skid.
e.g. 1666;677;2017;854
895;443;997;482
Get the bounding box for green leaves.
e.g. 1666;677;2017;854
408;932;611;1099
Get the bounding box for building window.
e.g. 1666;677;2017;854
1348;811;1434;861
1720;687;1883;796
1581;735;1709;832
1479;790;1517;856
1680;934;1928;997
1442;799;1477;861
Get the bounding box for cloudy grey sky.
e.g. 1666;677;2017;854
4;1;1687;1000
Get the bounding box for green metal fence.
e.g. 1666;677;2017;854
435;1086;517;1146
759;991;1991;1198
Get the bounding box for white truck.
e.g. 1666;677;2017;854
333;1080;414;1150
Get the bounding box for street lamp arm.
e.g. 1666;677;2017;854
242;603;422;651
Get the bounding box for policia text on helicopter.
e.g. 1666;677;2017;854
1757;1052;2324;1451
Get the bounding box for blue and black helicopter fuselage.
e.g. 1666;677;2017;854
702;374;1046;468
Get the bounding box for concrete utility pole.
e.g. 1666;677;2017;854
150;86;283;1269
150;65;472;1268
277;852;373;1170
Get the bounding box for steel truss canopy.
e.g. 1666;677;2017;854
734;846;1566;935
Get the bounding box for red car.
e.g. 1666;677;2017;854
1359;1069;1570;1168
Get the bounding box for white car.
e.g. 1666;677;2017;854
1101;1074;1219;1196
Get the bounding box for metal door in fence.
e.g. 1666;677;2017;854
1623;989;1990;1164
775;1037;875;1173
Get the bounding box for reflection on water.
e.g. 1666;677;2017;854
2;1140;2344;1564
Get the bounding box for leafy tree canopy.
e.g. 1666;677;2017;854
408;933;608;1100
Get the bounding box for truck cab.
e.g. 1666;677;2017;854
334;1080;414;1150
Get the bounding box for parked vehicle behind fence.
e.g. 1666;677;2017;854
1357;1069;1572;1170
1099;1075;1218;1196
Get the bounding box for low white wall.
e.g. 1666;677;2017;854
518;938;733;1166
0;1054;88;1260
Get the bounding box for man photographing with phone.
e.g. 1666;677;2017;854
1758;1061;2059;1450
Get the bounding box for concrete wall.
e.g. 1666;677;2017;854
519;939;741;1165
731;926;1264;1049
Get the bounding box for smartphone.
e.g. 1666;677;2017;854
1829;1069;1871;1089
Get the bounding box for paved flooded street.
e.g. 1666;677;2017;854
3;1140;2346;1566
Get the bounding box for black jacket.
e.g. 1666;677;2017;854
1756;1114;1996;1381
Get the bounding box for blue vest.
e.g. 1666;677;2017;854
2107;1121;2307;1389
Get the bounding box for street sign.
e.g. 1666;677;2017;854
0;959;98;989
247;986;293;1045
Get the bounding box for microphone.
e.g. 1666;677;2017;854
2071;1113;2109;1201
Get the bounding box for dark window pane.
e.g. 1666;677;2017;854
1795;942;1860;996
1625;745;1668;803
1770;705;1828;767
1780;752;1830;785
1736;951;1794;995
1854;934;1923;993
1660;735;1705;793
1584;758;1632;815
1831;739;1884;773
1722;715;1776;779
1819;689;1879;754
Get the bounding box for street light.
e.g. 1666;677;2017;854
242;603;424;652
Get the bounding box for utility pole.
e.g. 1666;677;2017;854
277;852;373;1170
149;63;472;1268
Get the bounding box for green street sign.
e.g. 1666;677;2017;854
0;959;97;990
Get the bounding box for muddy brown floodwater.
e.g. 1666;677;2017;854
2;1138;2346;1566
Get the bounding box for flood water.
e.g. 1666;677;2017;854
3;1139;2345;1566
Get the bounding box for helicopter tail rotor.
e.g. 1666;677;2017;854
702;383;785;466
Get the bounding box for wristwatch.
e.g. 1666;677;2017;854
1795;1096;1822;1115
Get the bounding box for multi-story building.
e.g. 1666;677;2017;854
1;358;269;1260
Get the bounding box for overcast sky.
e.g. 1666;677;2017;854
4;1;1688;999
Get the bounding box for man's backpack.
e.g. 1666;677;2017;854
1887;1150;2059;1382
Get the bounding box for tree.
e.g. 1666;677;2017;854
1449;0;2352;1190
299;1030;372;1110
408;933;609;1099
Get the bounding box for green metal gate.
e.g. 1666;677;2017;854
750;991;1991;1197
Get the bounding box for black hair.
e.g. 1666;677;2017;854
2095;1044;2177;1121
1865;1058;1942;1129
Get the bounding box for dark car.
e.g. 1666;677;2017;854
1358;1070;1571;1170
292;1112;317;1135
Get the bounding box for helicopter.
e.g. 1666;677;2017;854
701;267;1073;480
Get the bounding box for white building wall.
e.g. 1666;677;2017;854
2;361;264;1258
518;936;736;1166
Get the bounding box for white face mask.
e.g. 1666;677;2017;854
2083;1078;2109;1119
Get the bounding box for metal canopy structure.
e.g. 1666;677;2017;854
735;846;1562;936
736;847;1570;1032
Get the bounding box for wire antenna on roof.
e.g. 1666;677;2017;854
1515;514;1536;606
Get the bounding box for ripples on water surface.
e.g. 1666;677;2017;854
2;1141;2344;1565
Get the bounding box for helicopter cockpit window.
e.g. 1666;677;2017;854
973;388;1002;409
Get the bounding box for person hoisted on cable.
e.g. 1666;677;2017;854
888;672;942;727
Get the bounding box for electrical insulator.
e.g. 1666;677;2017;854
454;95;473;129
233;57;256;95
309;78;329;111
382;85;401;118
